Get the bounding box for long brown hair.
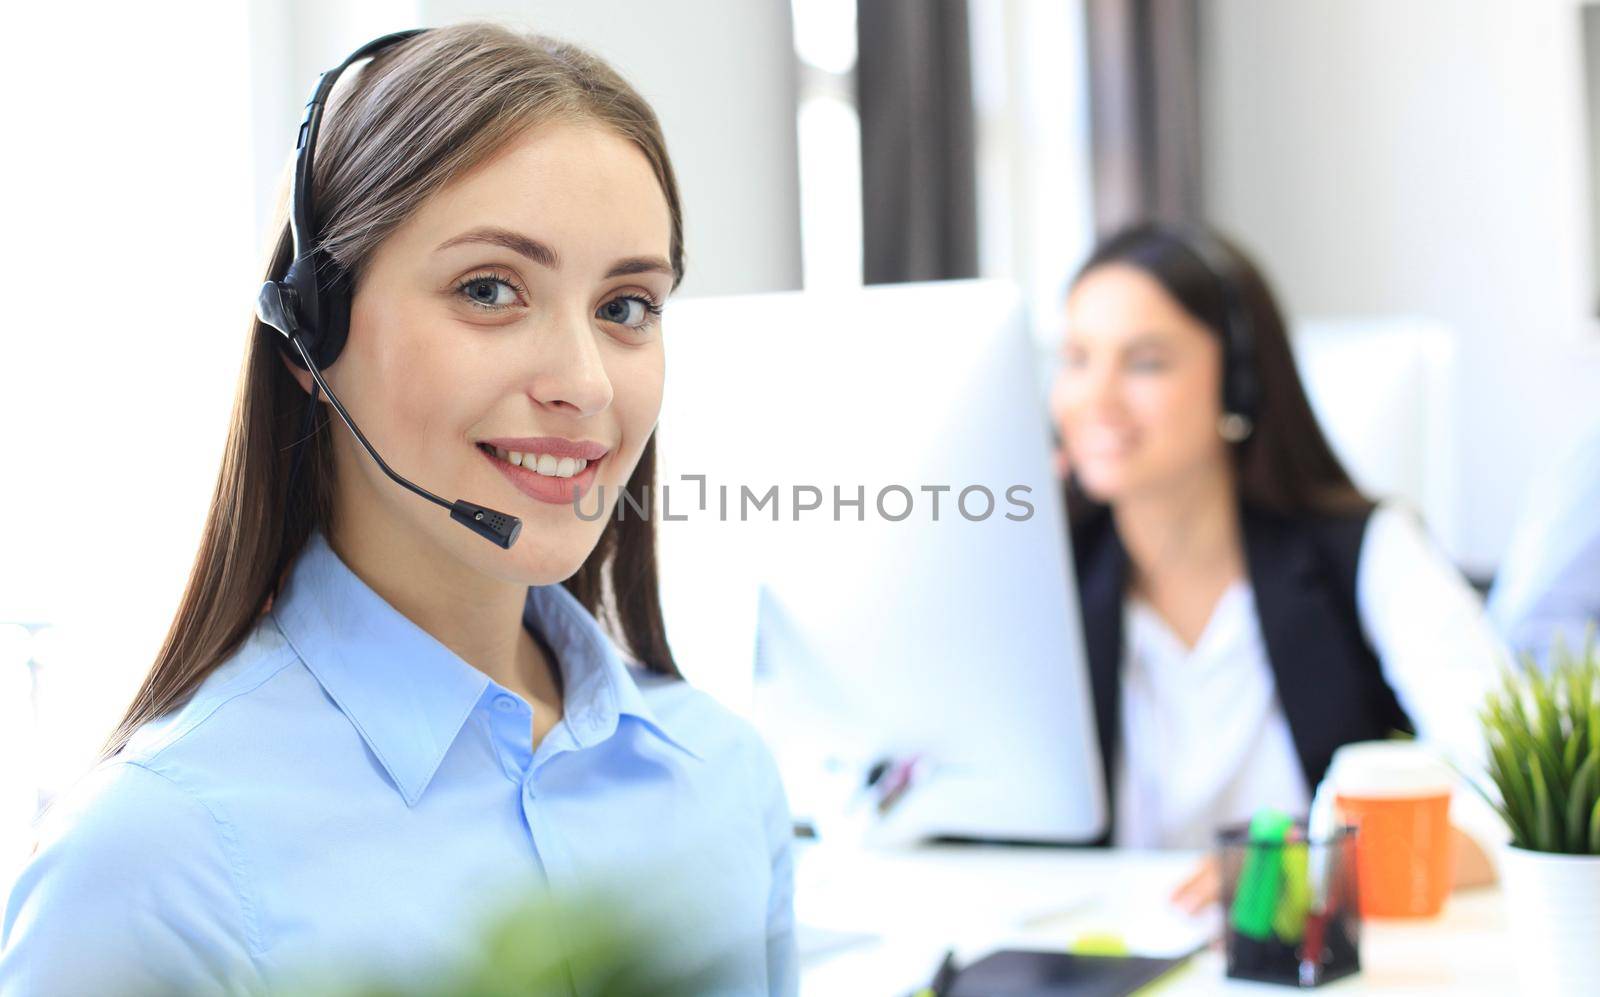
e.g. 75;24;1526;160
102;22;686;760
1064;221;1372;524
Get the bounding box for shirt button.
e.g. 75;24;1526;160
494;695;517;713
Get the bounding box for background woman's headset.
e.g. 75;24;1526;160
254;28;522;549
1170;223;1260;444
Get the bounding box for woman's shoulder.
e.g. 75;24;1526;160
7;618;321;935
1;755;263;992
1243;499;1377;543
626;667;786;793
627;667;767;755
1240;498;1485;653
12;619;315;881
1240;500;1388;588
626;667;796;873
121;614;310;765
22;756;232;879
1313;498;1445;581
106;613;354;827
1350;499;1472;599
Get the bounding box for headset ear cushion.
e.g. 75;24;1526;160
277;254;321;370
314;256;354;368
277;250;352;370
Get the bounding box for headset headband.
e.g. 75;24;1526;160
289;30;426;272
258;29;428;370
1170;223;1260;427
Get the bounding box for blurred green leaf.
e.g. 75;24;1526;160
272;882;737;997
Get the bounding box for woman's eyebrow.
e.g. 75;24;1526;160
436;226;558;268
434;225;672;279
1122;332;1172;351
604;256;675;279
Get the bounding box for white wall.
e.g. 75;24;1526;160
417;0;804;297
1;0;259;872
248;1;427;240
250;1;802;296
1202;0;1600;571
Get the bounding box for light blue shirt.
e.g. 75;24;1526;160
0;530;797;996
1488;421;1600;666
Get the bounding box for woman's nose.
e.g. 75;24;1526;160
527;311;614;416
1055;359;1120;420
1079;361;1126;415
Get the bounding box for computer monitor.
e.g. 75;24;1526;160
654;279;1106;843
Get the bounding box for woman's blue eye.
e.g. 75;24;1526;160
455;274;521;311
597;295;662;330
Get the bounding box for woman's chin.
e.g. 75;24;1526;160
1073;467;1134;505
507;544;595;587
449;520;605;587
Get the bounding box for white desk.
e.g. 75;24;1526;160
795;841;1514;995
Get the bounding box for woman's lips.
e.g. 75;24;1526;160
478;444;602;506
1071;426;1137;460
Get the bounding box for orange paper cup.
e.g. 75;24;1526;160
1328;741;1455;918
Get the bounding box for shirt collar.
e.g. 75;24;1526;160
269;530;701;808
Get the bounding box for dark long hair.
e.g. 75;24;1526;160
1064;221;1372;524
101;22;684;760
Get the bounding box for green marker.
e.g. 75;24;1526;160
1273;841;1312;943
1230;807;1292;941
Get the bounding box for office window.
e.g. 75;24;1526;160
792;0;865;289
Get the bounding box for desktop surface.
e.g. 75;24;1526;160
795;840;1514;995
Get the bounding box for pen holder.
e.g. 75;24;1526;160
1218;820;1361;988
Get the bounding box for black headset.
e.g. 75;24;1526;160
1169;223;1260;441
256;29;423;371
255;28;522;549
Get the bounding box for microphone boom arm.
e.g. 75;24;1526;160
288;333;523;549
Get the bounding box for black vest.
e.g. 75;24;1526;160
1071;503;1415;841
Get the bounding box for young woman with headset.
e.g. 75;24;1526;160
1051;222;1506;908
0;24;796;995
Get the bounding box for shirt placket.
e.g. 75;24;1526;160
483;688;597;997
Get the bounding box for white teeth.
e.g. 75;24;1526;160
485;446;595;478
1082;427;1133;452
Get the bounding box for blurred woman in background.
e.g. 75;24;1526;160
1050;222;1505;908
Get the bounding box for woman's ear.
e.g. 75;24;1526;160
278;347;319;398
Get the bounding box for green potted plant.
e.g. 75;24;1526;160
1475;626;1600;993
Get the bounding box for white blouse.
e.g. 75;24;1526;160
1110;502;1509;851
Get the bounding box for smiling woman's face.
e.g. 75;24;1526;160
290;119;675;584
1050;262;1229;505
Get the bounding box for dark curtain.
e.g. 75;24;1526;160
856;0;979;284
1085;0;1204;236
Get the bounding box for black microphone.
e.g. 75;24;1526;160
280;320;522;550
